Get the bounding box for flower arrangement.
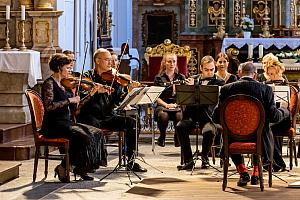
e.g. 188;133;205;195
276;50;300;59
241;15;254;32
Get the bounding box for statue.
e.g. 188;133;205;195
208;0;222;26
253;0;270;26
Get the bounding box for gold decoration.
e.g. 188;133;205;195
208;0;222;26
144;39;192;64
234;0;241;27
213;0;227;39
19;0;33;10
36;0;54;11
259;0;274;38
253;0;270;26
189;0;197;28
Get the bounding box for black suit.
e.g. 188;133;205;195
176;75;225;164
214;77;290;166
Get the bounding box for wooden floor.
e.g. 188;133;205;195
124;177;300;199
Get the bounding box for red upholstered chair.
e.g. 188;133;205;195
275;85;299;170
25;89;70;182
220;94;271;192
144;39;192;83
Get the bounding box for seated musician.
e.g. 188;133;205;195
76;48;147;172
215;52;237;84
214;62;290;186
176;55;225;170
63;50;80;77
256;53;291;171
154;53;185;147
41;53;107;181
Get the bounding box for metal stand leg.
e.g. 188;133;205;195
191;122;221;175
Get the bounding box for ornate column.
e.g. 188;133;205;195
28;11;63;79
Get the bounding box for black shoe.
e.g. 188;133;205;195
54;164;69;183
297;154;300;158
250;175;259;185
157;135;165;147
127;163;147;172
201;156;210;169
237;172;250;186
177;161;194;171
73;167;94;181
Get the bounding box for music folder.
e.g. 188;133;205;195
176;85;219;106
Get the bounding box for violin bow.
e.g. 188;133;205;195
76;41;89;95
109;39;129;89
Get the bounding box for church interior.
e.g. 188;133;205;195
1;0;300;199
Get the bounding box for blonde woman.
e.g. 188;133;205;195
215;52;237;84
256;53;288;84
154;53;185;147
256;53;290;172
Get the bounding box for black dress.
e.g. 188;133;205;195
41;77;107;172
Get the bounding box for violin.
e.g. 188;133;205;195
101;69;131;87
61;76;114;93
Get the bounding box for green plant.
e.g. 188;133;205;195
241;15;254;32
276;50;300;59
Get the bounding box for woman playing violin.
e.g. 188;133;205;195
154;53;185;147
41;53;108;182
256;53;290;172
76;48;147;172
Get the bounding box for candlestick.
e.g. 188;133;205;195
248;44;253;60
6;5;10;20
19;20;27;51
21;5;25;21
259;44;264;59
3;20;11;51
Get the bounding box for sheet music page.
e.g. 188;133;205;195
271;85;290;103
136;86;165;105
116;87;144;110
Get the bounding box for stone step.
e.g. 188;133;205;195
0;135;35;160
0;123;32;144
0;161;22;184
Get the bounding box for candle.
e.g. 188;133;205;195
248;44;253;59
259;44;264;59
6;5;10;20
21;5;25;21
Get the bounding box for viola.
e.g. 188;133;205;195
61;76;114;93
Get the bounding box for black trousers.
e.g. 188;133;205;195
176;119;214;164
99;114;137;158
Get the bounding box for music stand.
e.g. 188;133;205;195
125;86;165;173
100;88;145;183
176;85;221;173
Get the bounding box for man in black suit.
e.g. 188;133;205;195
214;62;290;186
176;56;225;170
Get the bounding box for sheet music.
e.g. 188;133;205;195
136;86;165;105
269;84;290;103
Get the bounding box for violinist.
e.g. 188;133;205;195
176;55;224;170
41;53;108;182
154;53;185;147
63;50;80;77
256;53;290;172
76;48;147;172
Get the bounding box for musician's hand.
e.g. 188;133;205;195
280;100;288;109
185;78;194;85
165;103;177;109
69;96;80;104
94;83;109;94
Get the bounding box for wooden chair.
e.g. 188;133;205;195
220;94;270;192
275;85;300;170
144;38;192;83
25;89;70;182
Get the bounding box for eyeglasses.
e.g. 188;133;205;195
97;57;112;62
